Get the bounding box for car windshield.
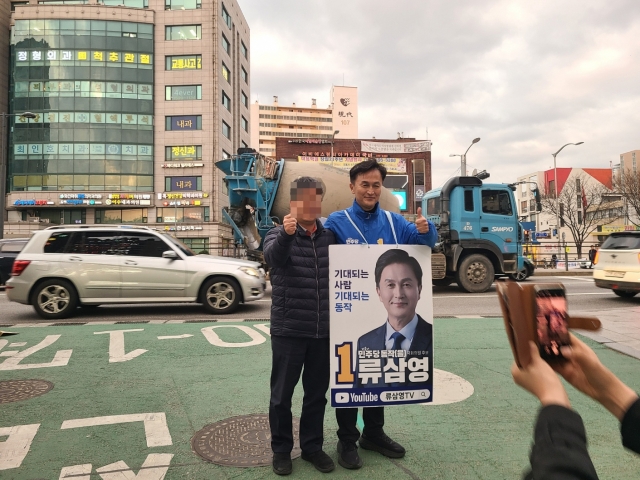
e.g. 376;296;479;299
601;235;640;250
161;234;195;256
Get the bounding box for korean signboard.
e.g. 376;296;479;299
330;245;434;407
361;141;432;154
170;116;199;131
298;156;406;174
170;177;198;191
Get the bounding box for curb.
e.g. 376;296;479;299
531;270;593;277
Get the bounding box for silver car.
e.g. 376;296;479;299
6;225;265;319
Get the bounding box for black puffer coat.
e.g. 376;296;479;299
263;220;335;338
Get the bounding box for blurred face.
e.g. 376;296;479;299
350;169;383;211
290;187;322;224
376;262;422;329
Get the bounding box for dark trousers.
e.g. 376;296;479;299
335;407;385;443
269;335;330;454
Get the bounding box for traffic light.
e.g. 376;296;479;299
533;187;542;212
524;230;530;243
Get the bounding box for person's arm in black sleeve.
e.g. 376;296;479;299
263;226;295;268
621;396;640;454
528;405;599;480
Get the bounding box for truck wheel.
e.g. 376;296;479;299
201;276;241;314
31;279;78;320
432;278;454;287
456;254;495;293
509;267;529;282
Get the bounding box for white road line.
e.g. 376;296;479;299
157;334;193;340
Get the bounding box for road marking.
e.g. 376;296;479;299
157;334;193;340
0;335;72;371
201;325;266;347
59;464;92;479
96;454;174;480
94;329;147;363
0;424;41;470
61;413;172;448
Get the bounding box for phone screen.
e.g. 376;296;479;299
535;288;570;359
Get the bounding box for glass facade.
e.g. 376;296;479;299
9;20;154;192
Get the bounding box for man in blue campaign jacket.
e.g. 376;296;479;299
324;159;437;470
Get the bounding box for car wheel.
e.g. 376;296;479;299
456;254;495;293
612;290;638;298
509;267;529;282
31;279;78;320
432;277;454;287
201;276;241;314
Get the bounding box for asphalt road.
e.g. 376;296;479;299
2;274;638;325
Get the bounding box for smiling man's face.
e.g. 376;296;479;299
376;262;421;330
350;169;383;211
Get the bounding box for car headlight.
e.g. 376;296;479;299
239;266;260;277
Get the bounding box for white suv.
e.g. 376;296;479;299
6;225;265;319
593;231;640;298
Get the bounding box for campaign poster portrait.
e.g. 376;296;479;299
329;244;433;408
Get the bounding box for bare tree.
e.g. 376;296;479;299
541;174;617;257
613;169;640;227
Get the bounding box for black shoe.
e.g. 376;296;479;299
301;450;335;473
359;432;406;458
272;452;292;475
337;440;363;469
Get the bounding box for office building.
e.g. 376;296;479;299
1;0;250;254
250;86;358;158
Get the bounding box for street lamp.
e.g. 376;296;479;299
1;111;37;239
330;130;340;166
552;141;583;235
449;137;480;176
551;141;583;270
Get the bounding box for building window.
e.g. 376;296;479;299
96;0;149;6
222;121;231;139
12;1;30;10
157;207;209;223
222;63;230;83
241;116;248;132
222;91;231;110
241;41;248;59
222;150;231;159
165;54;202;70
179;237;210;253
221;4;232;28
95;208;148;224
165;115;202;130
165;145;202;161
165;85;202;101
241;66;248;83
241;91;248;108
165;176;203;191
241;140;248;148
222;34;230;55
165;0;201;9
165;25;201;41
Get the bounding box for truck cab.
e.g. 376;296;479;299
424;176;523;292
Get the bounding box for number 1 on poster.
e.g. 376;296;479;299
335;342;354;384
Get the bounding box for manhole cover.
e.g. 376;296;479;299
0;379;54;404
191;414;301;467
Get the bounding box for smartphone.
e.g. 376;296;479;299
534;284;570;360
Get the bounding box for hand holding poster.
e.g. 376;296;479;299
330;244;433;407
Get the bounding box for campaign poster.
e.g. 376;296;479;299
329;244;433;407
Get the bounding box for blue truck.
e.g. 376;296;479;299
423;176;525;293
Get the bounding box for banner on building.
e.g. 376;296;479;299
361;141;431;154
329;245;434;408
600;225;640;234
298;156;406;173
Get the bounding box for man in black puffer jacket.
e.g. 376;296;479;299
264;176;336;476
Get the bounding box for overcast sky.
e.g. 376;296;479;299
241;0;640;188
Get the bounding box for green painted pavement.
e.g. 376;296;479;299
1;319;638;479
